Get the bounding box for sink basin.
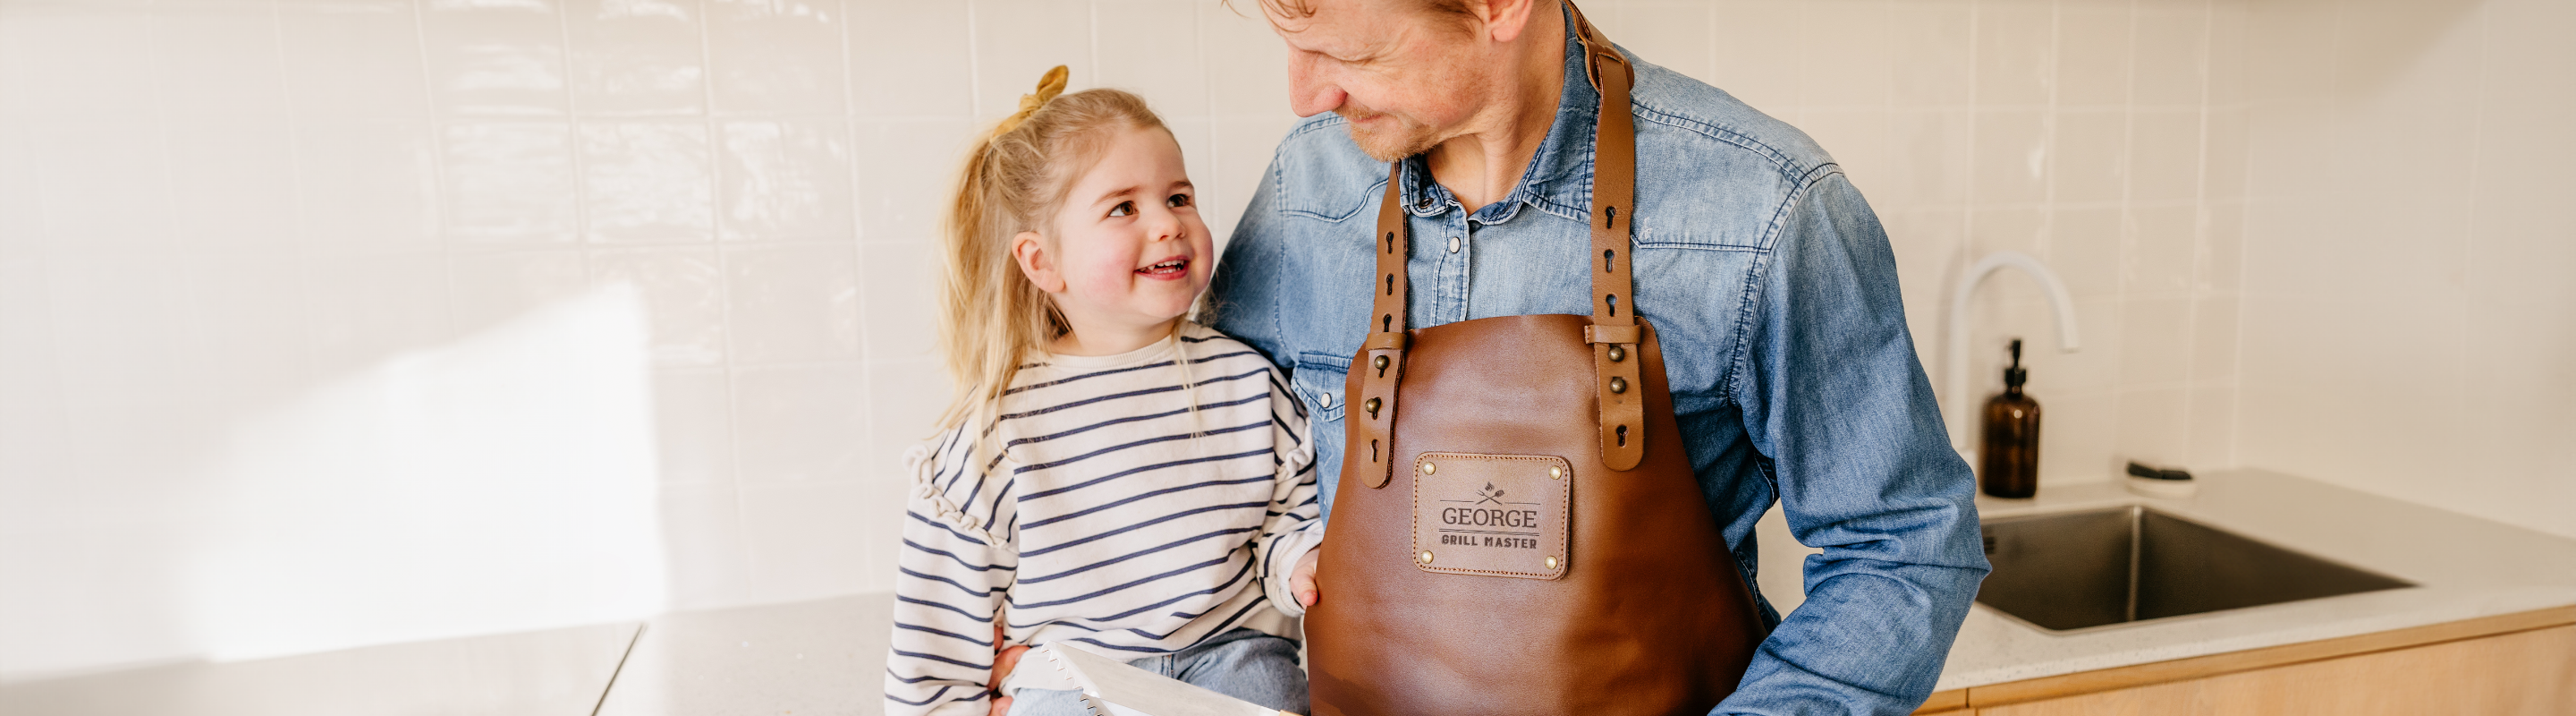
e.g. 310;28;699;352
1975;506;2413;633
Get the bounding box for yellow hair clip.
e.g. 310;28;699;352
991;65;1071;137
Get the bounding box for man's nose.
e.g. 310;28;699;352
1286;54;1346;118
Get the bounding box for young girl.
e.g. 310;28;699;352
883;66;1323;716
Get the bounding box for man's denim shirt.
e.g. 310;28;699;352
1208;25;1991;716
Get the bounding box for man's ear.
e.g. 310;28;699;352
1479;0;1542;44
1012;230;1068;294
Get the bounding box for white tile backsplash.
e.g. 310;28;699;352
731;362;869;486
579;119;717;243
705;0;850;117
152;1;293;117
0;1;158;117
589;246;727;366
738;480;876;601
293;120;445;249
2054;3;2133;108
419;0;571;116
305;253;456;372
650;368;738;486
7;0;2571;679
722;243;863;364
2124;110;2201;202
276;0;435;118
846;0;973;118
1970;108;2051;203
166;118;301;251
717;118;856;241
852;117;975;243
564;0;709;117
858;239;939;364
1095;0;1210;116
450;249;590;329
1795;0;1893;108
441;121;580;243
33;120;177;252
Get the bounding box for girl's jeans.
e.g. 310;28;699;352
1006;628;1308;716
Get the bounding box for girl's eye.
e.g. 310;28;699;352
1166;193;1191;209
1107;200;1135;217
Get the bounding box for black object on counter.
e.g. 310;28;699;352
2127;461;2194;481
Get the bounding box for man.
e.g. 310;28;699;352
1210;0;1990;713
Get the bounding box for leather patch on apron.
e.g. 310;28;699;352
1411;452;1572;580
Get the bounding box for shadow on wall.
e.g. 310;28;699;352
2237;0;2576;541
1;284;667;683
2252;0;2486;104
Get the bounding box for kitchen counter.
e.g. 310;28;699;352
1928;468;2576;692
593;592;894;716
586;469;2576;714
0;622;640;716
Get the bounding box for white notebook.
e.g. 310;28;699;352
1033;644;1300;716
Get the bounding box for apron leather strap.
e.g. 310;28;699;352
1353;1;1641;489
1350;160;1413;489
1572;4;1646;471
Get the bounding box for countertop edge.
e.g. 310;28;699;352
1946;604;2576;706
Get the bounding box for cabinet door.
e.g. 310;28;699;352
1979;626;2576;715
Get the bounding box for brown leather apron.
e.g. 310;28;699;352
1302;6;1768;715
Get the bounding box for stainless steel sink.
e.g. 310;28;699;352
1975;505;2413;633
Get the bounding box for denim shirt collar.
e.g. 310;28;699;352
1397;15;1600;226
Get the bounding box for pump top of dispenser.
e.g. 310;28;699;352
2003;338;2028;391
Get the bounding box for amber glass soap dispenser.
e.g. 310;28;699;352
1980;339;2042;498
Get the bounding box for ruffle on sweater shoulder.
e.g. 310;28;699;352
902;441;1000;545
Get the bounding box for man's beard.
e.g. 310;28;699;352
1336;107;1442;162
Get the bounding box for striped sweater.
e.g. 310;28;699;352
883;323;1322;716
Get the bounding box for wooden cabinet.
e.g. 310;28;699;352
1918;607;2576;715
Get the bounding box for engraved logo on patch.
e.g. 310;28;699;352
1411;453;1572;580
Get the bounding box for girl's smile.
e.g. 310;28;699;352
1137;255;1192;279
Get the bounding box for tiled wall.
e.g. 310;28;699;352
1597;0;2254;484
0;0;2279;677
2236;0;2575;540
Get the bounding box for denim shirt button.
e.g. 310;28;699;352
1446;237;1461;253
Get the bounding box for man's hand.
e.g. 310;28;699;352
988;614;1028;716
1290;549;1323;609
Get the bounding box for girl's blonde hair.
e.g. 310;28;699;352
936;66;1169;432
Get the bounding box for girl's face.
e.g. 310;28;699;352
1013;125;1214;352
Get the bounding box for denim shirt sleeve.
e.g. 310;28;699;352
1209;152;1293;382
1716;173;1990;716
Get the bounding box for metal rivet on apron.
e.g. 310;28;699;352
1373;355;1389;371
1607;345;1625;362
1419;550;1435;564
1549;465;1563;480
1365;397;1382;416
1608;377;1628;394
1545;556;1560;570
1420;462;1436;475
1446;236;1461;253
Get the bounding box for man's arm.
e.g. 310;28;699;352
1208;161;1292;373
1716;172;1989;715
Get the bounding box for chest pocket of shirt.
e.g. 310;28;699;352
1274;126;1386;223
1290;352;1351;424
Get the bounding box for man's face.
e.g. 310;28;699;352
1267;0;1497;161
